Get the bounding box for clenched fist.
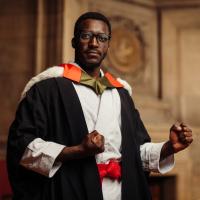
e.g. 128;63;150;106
160;122;193;160
56;130;105;162
80;130;105;156
169;123;193;153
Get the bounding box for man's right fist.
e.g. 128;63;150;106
80;130;105;156
56;130;105;162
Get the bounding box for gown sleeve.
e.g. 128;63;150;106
140;142;175;174
20;138;65;177
7;84;64;178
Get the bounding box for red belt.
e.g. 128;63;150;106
97;160;121;182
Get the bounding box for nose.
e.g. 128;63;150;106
88;36;99;48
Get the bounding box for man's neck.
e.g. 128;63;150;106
85;68;101;78
75;61;101;78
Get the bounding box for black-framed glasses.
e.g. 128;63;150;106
79;31;111;43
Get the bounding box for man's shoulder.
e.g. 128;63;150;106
28;66;64;86
35;77;74;92
20;66;65;100
116;78;132;96
34;77;62;89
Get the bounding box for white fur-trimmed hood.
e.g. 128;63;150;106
20;66;132;100
21;66;63;100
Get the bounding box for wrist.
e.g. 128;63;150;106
76;144;86;156
166;140;175;154
160;141;174;161
56;144;87;162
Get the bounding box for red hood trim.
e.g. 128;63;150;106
59;63;123;88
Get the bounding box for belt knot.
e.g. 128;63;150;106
97;160;121;182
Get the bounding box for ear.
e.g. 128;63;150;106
71;38;76;49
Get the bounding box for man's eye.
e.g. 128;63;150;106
81;33;91;39
99;37;107;42
80;32;110;43
98;35;109;42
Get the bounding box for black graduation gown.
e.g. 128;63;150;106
7;77;152;200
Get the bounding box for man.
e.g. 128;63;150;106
7;12;193;200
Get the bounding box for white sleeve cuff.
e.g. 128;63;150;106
20;138;65;178
140;142;175;174
158;154;175;174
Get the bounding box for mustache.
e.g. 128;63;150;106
85;49;101;55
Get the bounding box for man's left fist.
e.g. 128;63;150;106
169;123;193;153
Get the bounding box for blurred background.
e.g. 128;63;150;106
0;0;200;199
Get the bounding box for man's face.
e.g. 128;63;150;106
74;19;110;70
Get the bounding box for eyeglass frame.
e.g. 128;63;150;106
78;31;111;43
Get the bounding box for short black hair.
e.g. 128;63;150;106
74;12;111;37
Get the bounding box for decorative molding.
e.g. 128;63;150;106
116;0;156;9
116;0;200;8
156;0;200;8
104;16;146;82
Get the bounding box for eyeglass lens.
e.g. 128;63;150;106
80;32;110;43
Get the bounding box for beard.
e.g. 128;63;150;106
75;51;107;70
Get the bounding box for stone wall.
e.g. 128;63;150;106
0;0;64;159
0;0;37;159
161;8;200;199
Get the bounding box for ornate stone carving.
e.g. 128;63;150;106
104;16;145;80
